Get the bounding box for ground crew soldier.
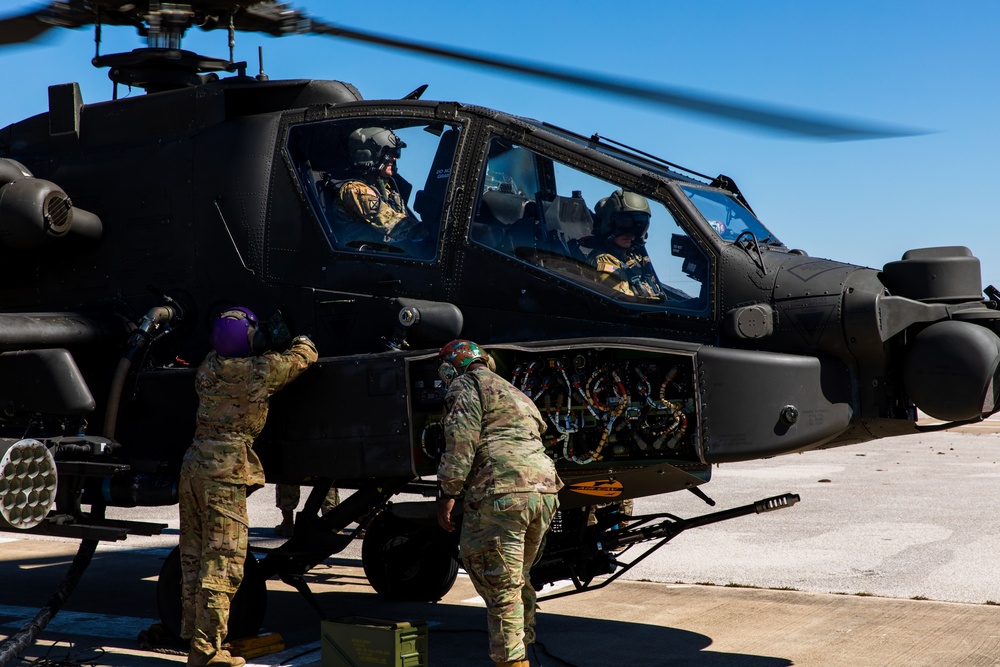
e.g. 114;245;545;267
178;307;317;667
589;189;664;299
435;340;563;667
328;126;421;247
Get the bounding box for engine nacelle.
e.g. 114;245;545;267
0;158;103;250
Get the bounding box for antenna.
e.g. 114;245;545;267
228;14;235;64
256;46;269;81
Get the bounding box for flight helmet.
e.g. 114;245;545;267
212;307;264;357
348;127;406;173
594;189;652;241
438;339;489;385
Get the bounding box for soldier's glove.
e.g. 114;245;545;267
290;335;317;353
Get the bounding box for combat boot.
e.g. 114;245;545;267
275;509;294;537
187;648;246;666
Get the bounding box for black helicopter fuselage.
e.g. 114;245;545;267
0;75;997;533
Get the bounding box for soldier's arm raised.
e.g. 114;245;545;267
258;336;319;394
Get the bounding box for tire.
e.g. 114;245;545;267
156;546;268;641
361;511;459;601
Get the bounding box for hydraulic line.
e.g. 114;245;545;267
104;302;181;439
0;539;99;666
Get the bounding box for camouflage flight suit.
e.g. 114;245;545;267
336;177;418;245
178;337;318;661
592;247;663;299
438;368;563;664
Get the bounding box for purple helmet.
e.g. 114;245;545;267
212;307;260;357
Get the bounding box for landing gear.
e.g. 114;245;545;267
156;546;268;641
361;510;459;601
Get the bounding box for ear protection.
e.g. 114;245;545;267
438;362;458;386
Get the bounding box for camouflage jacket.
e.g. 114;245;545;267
337;177;415;240
592;247;662;299
438;368;563;503
181;337;318;486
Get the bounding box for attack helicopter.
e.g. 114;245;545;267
0;0;998;650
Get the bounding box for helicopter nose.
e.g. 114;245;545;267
901;320;1000;422
879;246;1000;422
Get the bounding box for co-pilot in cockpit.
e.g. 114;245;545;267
471;136;711;314
587;190;662;299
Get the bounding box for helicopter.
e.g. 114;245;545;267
0;0;997;654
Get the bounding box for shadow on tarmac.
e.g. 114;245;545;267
283;586;793;667
1;546;793;667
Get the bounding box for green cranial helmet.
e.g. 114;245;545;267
594;189;652;240
348;127;407;172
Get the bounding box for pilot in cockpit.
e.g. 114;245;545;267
588;190;664;299
326;126;422;246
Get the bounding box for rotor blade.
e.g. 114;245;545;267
0;6;56;45
0;2;95;46
305;18;921;141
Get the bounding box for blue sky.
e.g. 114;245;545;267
2;0;997;288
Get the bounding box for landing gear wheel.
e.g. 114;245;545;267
362;511;459;601
156;546;268;641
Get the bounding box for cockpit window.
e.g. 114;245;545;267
471;136;710;314
286;118;460;260
681;186;784;247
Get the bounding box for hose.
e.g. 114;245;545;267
103;303;180;439
0;539;99;666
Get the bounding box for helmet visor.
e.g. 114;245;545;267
611;211;650;236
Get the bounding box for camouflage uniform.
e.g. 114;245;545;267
336;177;417;245
275;483;340;514
178;337;317;662
438;368;563;664
591;246;662;299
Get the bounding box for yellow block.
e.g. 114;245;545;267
230;632;286;660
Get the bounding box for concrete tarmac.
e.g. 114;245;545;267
1;415;998;666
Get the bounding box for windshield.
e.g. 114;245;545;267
680;186;783;246
519;120;782;249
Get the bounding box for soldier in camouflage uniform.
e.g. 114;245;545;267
178;307;317;667
588;190;664;299
330;126;421;247
435;340;563;667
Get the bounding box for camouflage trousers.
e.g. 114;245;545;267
178;475;249;657
460;491;559;663
275;483;340;513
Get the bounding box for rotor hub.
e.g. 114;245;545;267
94;48;246;92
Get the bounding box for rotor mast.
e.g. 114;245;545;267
92;2;246;95
145;2;192;50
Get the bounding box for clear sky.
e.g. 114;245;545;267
2;0;997;288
